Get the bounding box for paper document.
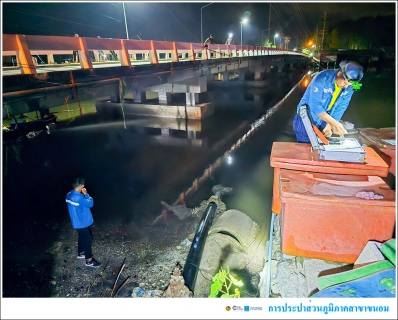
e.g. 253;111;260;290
381;139;396;146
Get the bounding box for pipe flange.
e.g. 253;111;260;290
212;184;233;197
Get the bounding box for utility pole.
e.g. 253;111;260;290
268;3;271;44
201;3;213;44
123;2;129;40
319;10;328;50
284;36;291;50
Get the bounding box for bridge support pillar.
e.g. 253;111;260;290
133;91;147;103
238;69;246;81
187;131;197;140
159;92;172;104
186;93;199;106
221;72;230;81
277;61;284;73
47;54;54;64
254;71;263;80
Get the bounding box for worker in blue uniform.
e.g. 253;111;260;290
293;61;364;143
66;177;101;268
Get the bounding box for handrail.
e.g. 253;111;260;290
2;34;306;76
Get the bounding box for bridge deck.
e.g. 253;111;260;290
2;34;304;76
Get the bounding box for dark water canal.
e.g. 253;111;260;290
2;64;395;297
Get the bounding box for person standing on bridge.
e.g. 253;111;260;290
225;33;234;45
293;60;364;143
66;177;101;268
204;34;216;48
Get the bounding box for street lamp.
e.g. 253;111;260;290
273;33;279;47
240;17;248;46
201;3;213;44
262;28;272;46
123;2;129;39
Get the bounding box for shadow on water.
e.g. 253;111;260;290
2;64;395;297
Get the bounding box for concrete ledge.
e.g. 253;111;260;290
207;80;243;88
96;100;214;120
207;80;269;88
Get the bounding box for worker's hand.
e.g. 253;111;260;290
330;121;348;135
322;123;332;137
81;187;87;195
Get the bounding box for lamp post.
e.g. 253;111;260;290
273;33;279;47
201;3;213;44
240;17;248;46
262;28;272;46
123;2;129;40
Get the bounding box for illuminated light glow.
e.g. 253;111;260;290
227;155;233;165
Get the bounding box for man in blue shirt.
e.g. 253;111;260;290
293;61;364;143
66;177;101;268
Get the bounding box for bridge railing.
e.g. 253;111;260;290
2;34;305;75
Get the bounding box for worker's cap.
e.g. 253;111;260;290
210;34;214;36
340;61;364;82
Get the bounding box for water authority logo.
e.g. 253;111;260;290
232;305;243;311
244;306;263;311
226;305;262;312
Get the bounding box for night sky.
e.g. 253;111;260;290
2;1;396;47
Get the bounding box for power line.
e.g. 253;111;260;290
147;3;194;41
5;8;122;33
161;4;199;42
3;22;71;36
108;2;187;42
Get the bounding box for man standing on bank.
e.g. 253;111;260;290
66;177;101;268
293;60;364;143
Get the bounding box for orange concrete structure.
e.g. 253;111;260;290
358;127;396;177
278;169;396;263
270;142;389;215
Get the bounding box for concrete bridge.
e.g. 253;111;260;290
2;34;311;119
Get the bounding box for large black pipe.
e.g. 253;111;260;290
183;201;218;293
